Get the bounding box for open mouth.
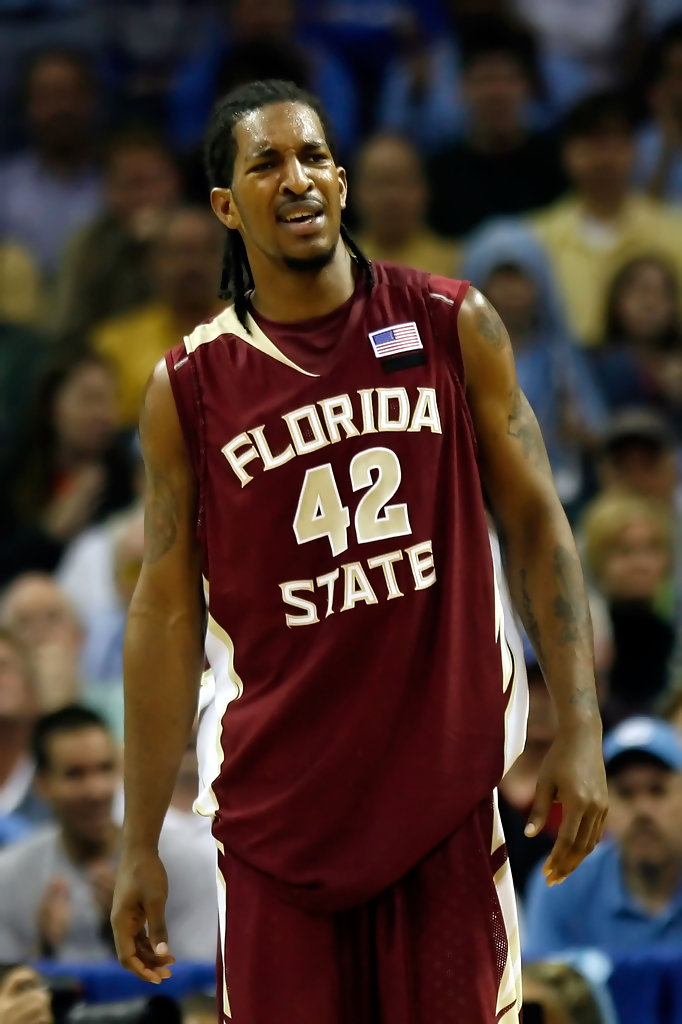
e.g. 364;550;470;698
277;202;325;236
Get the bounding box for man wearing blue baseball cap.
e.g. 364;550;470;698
524;716;682;958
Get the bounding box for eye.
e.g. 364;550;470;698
250;161;275;173
307;152;328;163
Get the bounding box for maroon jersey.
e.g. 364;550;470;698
167;262;521;911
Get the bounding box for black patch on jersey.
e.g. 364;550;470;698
381;351;426;373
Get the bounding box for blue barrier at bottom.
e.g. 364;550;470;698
37;952;682;1023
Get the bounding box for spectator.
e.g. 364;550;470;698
0;49;102;280
0;628;50;833
80;505;144;685
635;18;682;203
0;238;42;324
0;574;124;738
426;17;567;238
55;129;183;341
509;0;641;90
596;409;679;507
524;716;682;957
0;351;135;586
377;7;586;153
0;705;217;963
592;257;682;431
532;91;682;346
522;958;618;1024
169;0;357;158
582;492;674;719
0;964;53;1024
352;135;458;276
461;220;606;510
92;206;225;429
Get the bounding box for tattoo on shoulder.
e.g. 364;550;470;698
506;386;553;478
144;469;178;563
474;295;508;350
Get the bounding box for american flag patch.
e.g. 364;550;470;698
369;321;423;358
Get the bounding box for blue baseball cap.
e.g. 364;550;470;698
603;717;682;774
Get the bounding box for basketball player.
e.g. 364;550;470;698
111;80;607;1023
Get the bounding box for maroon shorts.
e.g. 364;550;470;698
215;795;521;1023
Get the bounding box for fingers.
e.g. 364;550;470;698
544;806;604;886
146;896;170;959
525;779;554;838
118;930;174;985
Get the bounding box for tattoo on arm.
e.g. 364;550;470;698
506;386;553;478
474;295;508;350
519;567;545;669
144;469;178;564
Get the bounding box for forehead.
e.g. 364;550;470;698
609;760;674;788
49;726;114;765
234;102;327;159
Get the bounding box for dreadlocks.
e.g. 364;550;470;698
203;79;374;330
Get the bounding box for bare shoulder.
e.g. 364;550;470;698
457;285;510;352
455;285;515;401
139;359;198;567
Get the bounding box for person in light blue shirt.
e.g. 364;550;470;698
524;717;682;960
460;219;607;516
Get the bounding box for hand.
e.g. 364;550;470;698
88;859;117;919
37;876;71;955
111;849;175;984
0;967;53;1024
525;720;608;886
41;465;106;542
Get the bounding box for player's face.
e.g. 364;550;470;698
212;101;347;274
608;762;682;870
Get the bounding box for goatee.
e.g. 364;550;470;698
283;246;336;274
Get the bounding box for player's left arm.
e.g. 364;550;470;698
457;286;608;886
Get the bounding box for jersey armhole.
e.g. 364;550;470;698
425;277;479;457
165;344;206;542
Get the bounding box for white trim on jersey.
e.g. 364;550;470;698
184;304;318;378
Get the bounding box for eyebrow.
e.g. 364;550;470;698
249;140;328;160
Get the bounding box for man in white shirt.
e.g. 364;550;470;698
0;704;216;962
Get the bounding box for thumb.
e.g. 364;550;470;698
147;899;169;955
525;777;554;838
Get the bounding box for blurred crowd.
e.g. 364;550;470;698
2;0;682;1021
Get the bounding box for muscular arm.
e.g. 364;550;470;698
112;359;204;981
458;287;607;882
122;359;204;849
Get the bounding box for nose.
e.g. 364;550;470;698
279;153;313;196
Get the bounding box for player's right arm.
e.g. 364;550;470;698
111;359;205;984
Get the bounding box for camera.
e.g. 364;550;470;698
62;995;181;1023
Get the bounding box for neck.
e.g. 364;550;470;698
624;857;682;913
0;720;31;786
250;241;356;323
61;822;119;864
580;189;628;221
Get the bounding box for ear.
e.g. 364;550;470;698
337;166;348;212
210;186;241;231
